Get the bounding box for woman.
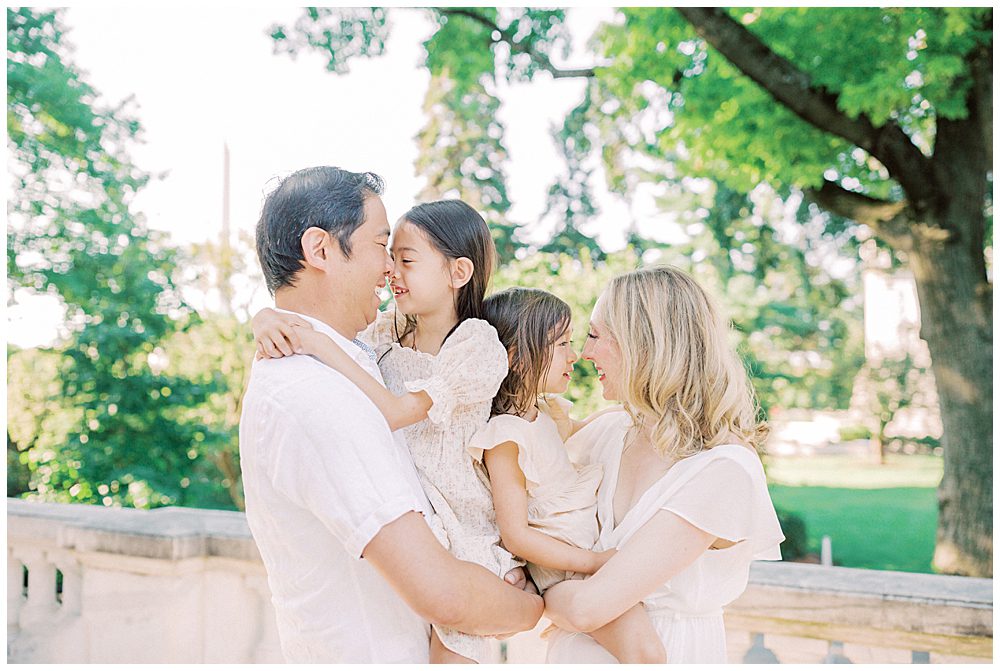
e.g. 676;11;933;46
543;266;785;663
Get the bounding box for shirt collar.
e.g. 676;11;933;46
272;308;373;369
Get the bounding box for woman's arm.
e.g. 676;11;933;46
484;443;616;575
543;509;716;633
569;405;624;436
294;327;431;431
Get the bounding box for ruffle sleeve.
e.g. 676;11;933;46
657;445;784;560
356;307;406;350
467;416;541;490
403;318;508;425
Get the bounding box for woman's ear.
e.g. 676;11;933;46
300;227;331;269
450;256;475;289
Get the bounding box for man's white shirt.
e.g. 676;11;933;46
239;310;434;662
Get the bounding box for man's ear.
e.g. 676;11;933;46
450;257;475;289
301;227;332;269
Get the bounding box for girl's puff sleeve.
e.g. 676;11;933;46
404;318;508;426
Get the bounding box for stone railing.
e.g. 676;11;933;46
7;499;993;663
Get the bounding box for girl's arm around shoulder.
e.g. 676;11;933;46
294;327;431;431
251;307;310;358
484;442;615;575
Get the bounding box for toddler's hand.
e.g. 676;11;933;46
591;548;617;572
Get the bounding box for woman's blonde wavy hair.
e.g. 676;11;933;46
599;266;768;460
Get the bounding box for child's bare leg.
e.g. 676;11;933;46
589;602;666;664
429;628;477;664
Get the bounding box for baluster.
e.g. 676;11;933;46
822;640;852;663
49;551;82;615
743;632;780;663
8;548;25;628
16;548;59;628
911;651;930;663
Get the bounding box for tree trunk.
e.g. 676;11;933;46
907;223;992;576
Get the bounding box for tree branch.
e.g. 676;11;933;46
438;8;596;80
807;179;953;249
806;180;906;227
676;8;937;207
438;8;500;36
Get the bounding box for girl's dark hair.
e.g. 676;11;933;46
482;287;572;418
395;200;496;344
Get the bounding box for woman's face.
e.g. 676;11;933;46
582;293;624;401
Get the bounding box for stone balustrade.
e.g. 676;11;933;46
6;499;992;664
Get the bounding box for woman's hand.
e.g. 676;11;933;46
252;309;313;358
543;510;715;633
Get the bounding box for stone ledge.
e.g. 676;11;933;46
748;561;993;608
7;498;259;562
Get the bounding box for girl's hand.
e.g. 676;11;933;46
294;325;334;358
252;309;313;358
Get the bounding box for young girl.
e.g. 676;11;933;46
468;287;667;664
252;200;518;664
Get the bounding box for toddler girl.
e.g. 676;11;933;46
469;287;667;663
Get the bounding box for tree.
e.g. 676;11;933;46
7;8;217;508
603;7;992;577
270;6;992;576
854;353;927;465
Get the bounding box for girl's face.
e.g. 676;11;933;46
389;219;457;317
582;293;624;401
539;325;578;395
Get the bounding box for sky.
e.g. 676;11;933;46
9;5;683;348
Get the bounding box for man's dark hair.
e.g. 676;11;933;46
255;166;384;294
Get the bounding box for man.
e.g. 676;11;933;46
239;166;543;662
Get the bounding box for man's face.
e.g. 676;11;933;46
336;195;393;332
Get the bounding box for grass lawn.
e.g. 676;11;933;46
765;454;942;574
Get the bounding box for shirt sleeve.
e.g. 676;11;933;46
263;378;427;558
660;449;785;560
404;318;508;426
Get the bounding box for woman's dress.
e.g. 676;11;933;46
546;411;784;664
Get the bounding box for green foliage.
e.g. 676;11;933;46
7;8;216;509
839;424;873;442
774;508;808;561
415;73;520;259
596;7;990;196
268;7;389;74
154;314;253;510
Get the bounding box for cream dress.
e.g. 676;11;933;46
360;309;519;663
467;396;604;592
546;411;785;664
